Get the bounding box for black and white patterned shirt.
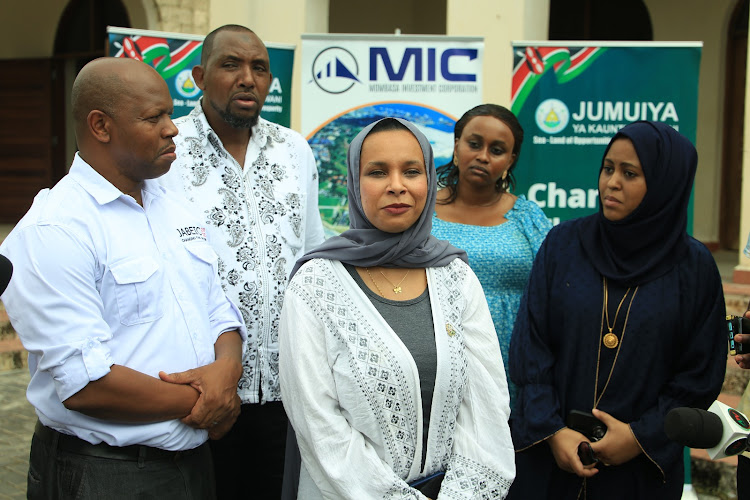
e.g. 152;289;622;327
160;104;325;403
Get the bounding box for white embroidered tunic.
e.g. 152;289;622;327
279;258;515;499
160;105;325;403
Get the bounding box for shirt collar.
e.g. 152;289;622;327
191;99;269;152
69;153;166;206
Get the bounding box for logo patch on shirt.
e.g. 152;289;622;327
177;226;207;242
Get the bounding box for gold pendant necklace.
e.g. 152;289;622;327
602;332;619;349
602;277;633;349
594;276;640;407
379;269;410;294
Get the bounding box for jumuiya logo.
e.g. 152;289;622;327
312;47;361;94
535;98;570;134
175;69;201;98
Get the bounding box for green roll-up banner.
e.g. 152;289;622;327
107;27;294;127
511;42;702;227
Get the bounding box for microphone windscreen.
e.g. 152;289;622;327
0;254;11;295
665;407;724;449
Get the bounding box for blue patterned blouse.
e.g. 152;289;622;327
431;195;552;406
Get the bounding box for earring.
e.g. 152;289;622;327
502;171;508;180
453;154;458;166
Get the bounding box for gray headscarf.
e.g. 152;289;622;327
290;117;467;278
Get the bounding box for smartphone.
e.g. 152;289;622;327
727;315;750;355
566;410;607;442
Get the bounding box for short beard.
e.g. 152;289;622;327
211;100;259;129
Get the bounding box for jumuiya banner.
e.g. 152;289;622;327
301;34;483;233
510;41;702;225
106;26;295;127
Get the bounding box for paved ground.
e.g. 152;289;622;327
0;369;33;500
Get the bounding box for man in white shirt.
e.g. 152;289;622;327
159;24;325;498
0;57;246;499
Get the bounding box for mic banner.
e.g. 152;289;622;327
301;34;483;235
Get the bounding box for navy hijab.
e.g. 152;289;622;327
578;121;697;286
290;117;467;278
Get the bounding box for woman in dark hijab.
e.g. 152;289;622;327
507;121;726;499
280;117;515;499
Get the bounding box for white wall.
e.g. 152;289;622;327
0;0;66;58
446;0;550;107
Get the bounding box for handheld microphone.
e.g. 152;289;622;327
665;400;750;459
0;254;11;295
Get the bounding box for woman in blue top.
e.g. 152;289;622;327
432;104;551;406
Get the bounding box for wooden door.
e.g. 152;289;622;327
0;59;64;223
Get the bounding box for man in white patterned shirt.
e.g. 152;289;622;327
159;24;325;498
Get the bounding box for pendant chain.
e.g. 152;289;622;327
365;268;386;297
593;276;639;408
603;277;632;349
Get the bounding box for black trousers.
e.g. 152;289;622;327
739;454;750;500
209;402;288;499
28;422;215;500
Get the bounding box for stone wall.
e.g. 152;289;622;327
154;0;210;36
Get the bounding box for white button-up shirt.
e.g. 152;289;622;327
0;154;246;451
159;105;325;404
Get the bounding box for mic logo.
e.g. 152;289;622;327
727;438;747;456
729;408;750;429
311;47;361;94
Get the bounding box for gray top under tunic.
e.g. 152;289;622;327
345;264;436;470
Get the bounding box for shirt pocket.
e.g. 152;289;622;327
109;257;164;326
183;241;218;295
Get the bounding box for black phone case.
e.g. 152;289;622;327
566;410;607;441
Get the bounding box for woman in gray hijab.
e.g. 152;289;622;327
279;118;515;499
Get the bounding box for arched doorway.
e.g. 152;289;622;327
720;0;748;251
0;0;131;223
